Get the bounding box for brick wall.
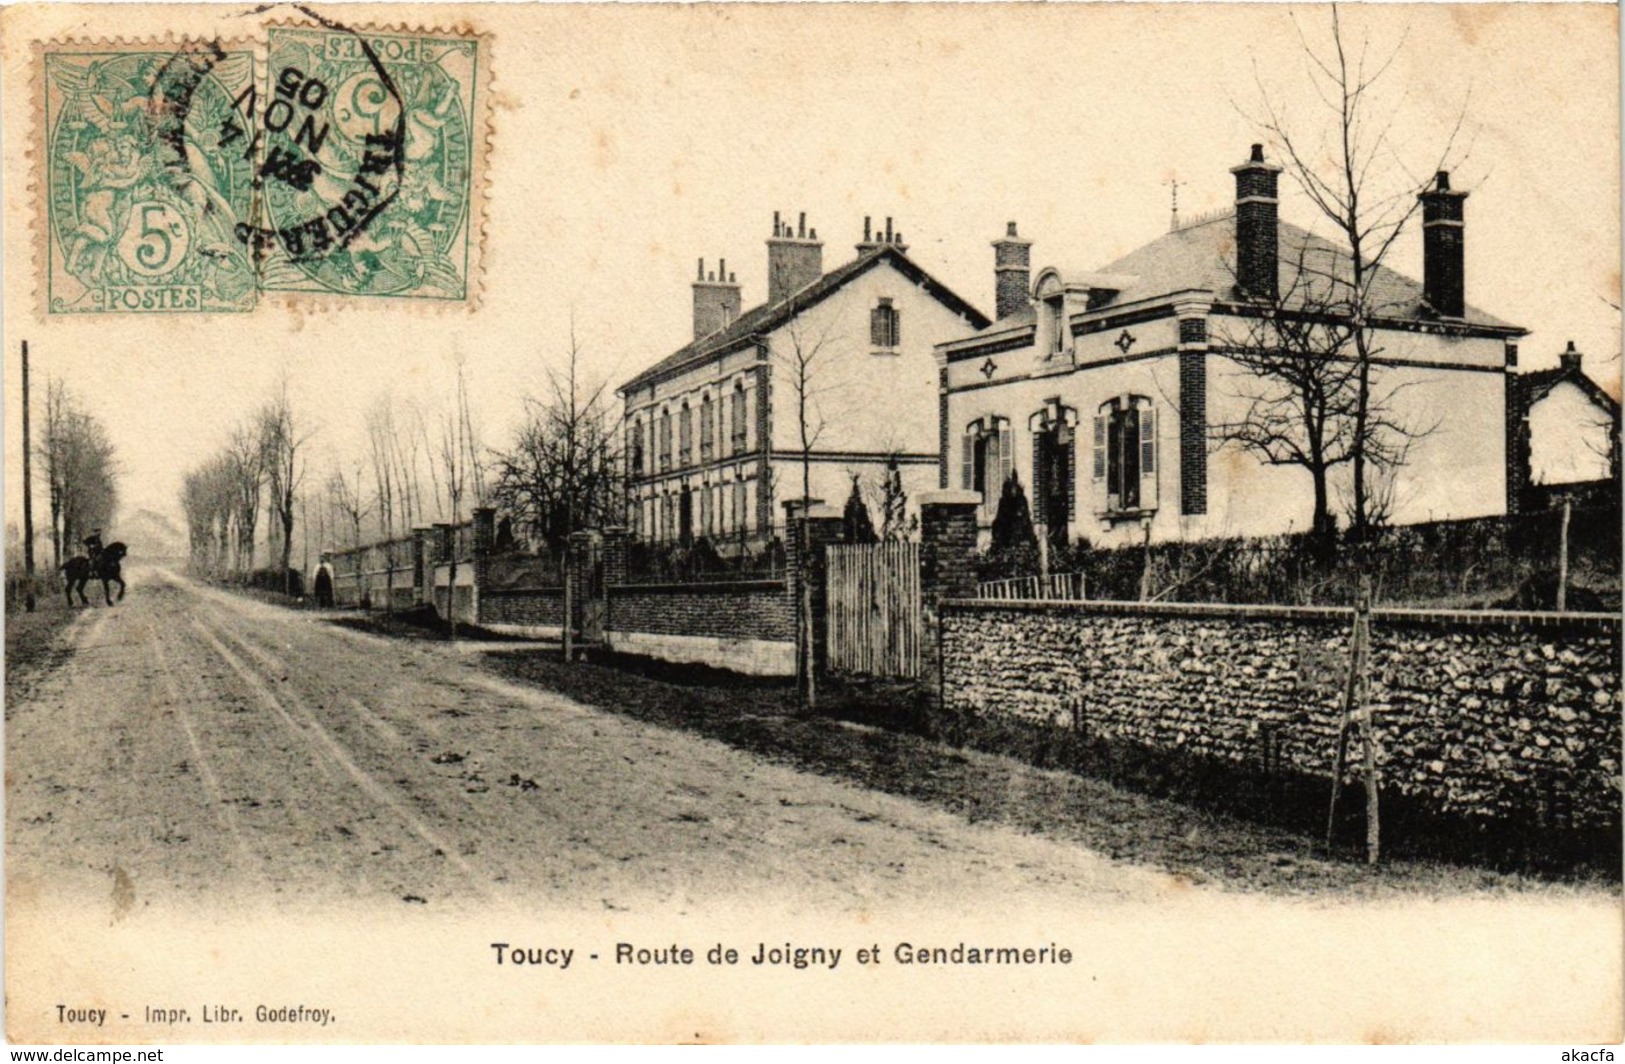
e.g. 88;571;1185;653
482;587;566;628
941;599;1621;841
607;580;794;642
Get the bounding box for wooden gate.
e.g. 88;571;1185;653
825;542;923;678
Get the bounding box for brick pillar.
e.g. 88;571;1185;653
472;508;495;623
784;498;845;692
411;528;430;605
1176;303;1210;517
566;530;595;647
918;490;982;736
602;526;629;586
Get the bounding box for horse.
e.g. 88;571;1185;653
63;542;127;607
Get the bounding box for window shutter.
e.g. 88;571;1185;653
1140;405;1159;508
961;431;976;491
1092;415;1106;481
1031;432;1047;515
1064;435;1076;524
871;306;884;347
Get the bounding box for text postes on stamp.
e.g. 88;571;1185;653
40;20;485;314
45;42;258;313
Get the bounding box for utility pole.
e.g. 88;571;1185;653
21;341;36;612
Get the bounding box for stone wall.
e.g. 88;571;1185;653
942;600;1621;837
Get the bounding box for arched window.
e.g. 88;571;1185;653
679;402;693;467
659;408;673;472
1092;396;1158;515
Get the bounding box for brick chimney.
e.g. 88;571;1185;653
767;210;823;304
1231;143;1281;303
1560;340;1583;373
692;257;741;341
855;215;908;256
1419;171;1468;320
991;221;1032;321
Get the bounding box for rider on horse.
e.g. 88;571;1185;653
83;529;104;564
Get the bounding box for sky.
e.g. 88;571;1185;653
3;1;1619;537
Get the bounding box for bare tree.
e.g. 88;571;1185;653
367;396;401;612
41;381;119;566
327;461;371;604
766;277;844;709
490;329;623;560
1248;5;1467;540
436;358;481;639
259;384;311;595
224;424;265;576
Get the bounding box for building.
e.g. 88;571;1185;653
1508;341;1621;508
937;145;1529;550
619;213;989;547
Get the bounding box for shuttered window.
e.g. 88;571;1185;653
1093;397;1159;514
871;299;900;349
731;385;748;454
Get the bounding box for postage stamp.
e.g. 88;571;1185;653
38;19;486;313
43;41;259;313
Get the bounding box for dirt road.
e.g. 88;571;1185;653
6;568;1176;917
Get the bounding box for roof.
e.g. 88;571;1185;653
620;244;990;395
1513;357;1622;419
958;210;1523;343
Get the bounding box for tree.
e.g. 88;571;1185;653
1212;239;1361;549
1247;6;1465;541
41;381;119;567
259;384;311;595
327;461;371;602
490;330;622;560
841;474;877;544
436;357;482;639
767;262;844;710
876;455;915;542
989;472;1039;561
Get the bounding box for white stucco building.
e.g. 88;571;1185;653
619;214;989;546
938;145;1530;549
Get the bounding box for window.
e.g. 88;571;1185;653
961;416;1013;514
871;298;900;349
1047;297;1065;356
628;419;645;476
1092;396;1158;515
699;395;714;462
658;409;672;472
732;479;750;534
679;403;693;467
731;383;749;455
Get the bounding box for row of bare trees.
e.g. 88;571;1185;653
180;384;310;593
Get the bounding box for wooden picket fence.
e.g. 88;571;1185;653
976;572;1086;601
825;542;923;678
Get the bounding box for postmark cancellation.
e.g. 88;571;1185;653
36;16;488;314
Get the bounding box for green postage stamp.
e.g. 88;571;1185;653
40;23;486;313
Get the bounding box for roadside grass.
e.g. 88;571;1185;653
464;645;1614;899
4;600;79;711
